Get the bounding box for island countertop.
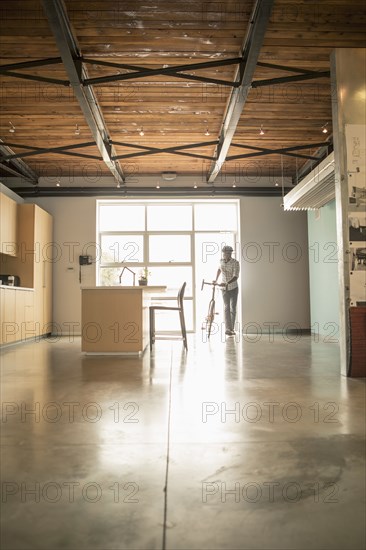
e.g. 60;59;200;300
81;286;167;354
81;286;166;291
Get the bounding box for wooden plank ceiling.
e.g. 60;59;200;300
0;0;365;190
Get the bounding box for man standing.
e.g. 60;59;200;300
214;245;240;336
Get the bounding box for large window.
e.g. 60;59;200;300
97;200;239;332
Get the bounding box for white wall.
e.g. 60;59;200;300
28;195;310;334
27;197;96;334
239;197;310;332
0;182;24;203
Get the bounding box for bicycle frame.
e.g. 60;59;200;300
201;280;227;339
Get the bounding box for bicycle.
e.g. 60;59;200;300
201;279;227;339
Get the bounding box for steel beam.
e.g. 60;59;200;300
0;57;63;72
1;141;97;161
1;70;69;86
252;71;330;88
0;163;32;179
0;139;38;184
256;61;311;74
206;0;275;183
41;0;125;184
227;142;326;161
12;186;291;198
294;141;333;183
111;140;219;161
83;57;242;86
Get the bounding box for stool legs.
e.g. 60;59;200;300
179;309;188;350
149;307;187;351
149;307;155;351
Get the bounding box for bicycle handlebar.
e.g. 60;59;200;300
201;279;228;291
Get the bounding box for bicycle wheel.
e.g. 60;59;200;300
206;299;216;339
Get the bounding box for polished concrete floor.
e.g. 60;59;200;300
0;333;365;550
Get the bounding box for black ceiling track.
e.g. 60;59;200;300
10;186;291;198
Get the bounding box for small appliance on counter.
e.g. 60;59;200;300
0;275;21;286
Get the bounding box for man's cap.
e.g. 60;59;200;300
222;245;233;252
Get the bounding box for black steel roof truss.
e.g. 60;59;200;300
41;0;125;184
82;57;243;87
206;0;275;183
227;142;327;161
252;71;331;89
1;141;98;161
111;140;219;161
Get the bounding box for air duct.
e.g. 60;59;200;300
284;152;335;211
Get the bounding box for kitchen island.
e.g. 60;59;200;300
81;286;166;354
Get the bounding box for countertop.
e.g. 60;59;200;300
0;285;34;291
81;286;166;291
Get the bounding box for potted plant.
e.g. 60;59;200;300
138;267;151;286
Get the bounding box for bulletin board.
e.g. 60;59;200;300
346;124;366;307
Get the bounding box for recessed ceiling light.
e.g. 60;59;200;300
162;171;176;181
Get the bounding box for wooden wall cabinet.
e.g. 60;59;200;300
0;288;16;344
0;288;35;345
0;203;53;344
349;307;366;377
0;193;18;257
33;206;53;334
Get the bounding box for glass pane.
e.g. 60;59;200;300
99;205;145;231
149;235;191;262
99;267;138;286
147;205;192;230
148;266;192;297
195;232;236;332
153;301;193;332
194;203;238;230
100;235;143;263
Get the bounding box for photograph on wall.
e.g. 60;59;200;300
349;270;366;306
345;124;366;211
350;247;366;271
349;213;366;243
348;176;366;211
345;124;366;172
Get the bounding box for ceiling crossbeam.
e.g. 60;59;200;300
0;57;63;72
111;140;217;161
0;139;38;184
11;186;291;198
41;0;125;184
228;142;328;161
111;140;219;161
83;57;243;87
0;70;69;86
1;141;99;161
252;71;331;88
206;0;275;183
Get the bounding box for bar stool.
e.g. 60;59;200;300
149;282;188;350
